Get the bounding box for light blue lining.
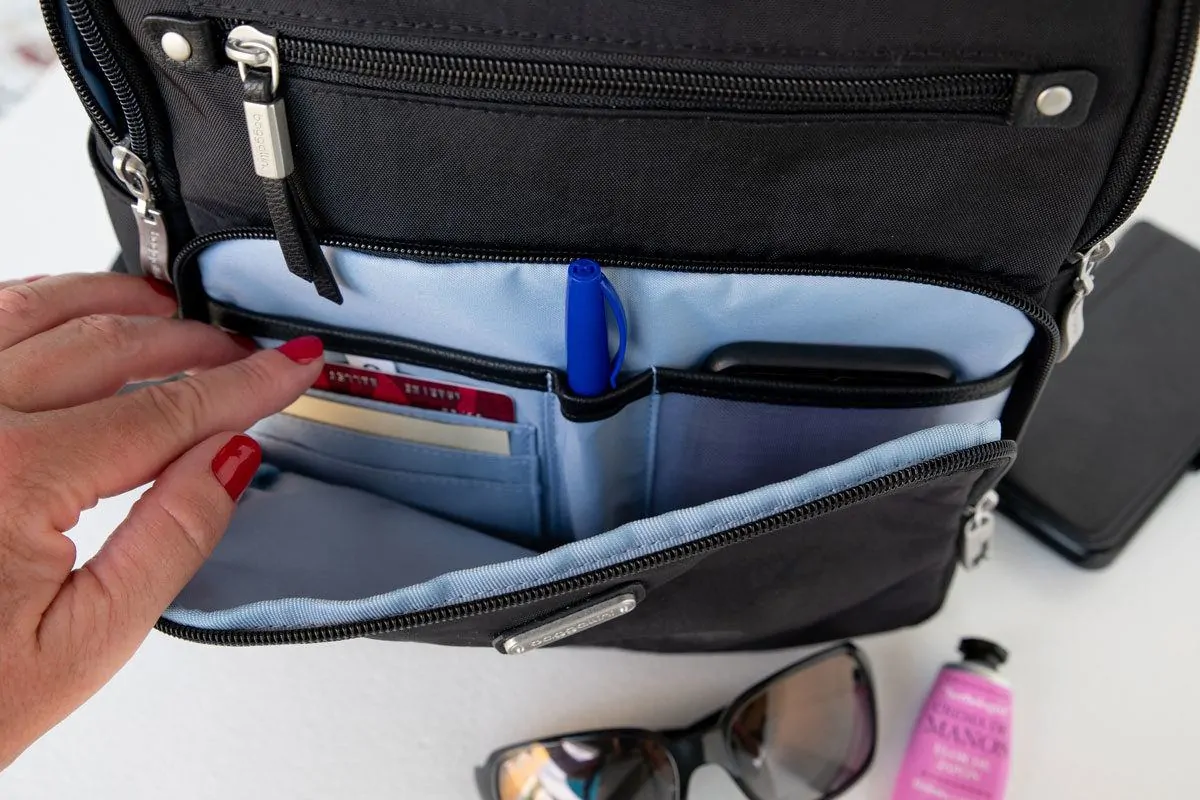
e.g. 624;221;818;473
163;421;1000;631
253;409;535;483
255;431;543;538
199;240;1034;381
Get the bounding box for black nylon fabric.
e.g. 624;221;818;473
107;0;1170;300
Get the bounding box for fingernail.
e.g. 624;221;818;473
276;335;324;365
143;276;176;300
23;274;49;283
229;334;259;351
211;434;262;501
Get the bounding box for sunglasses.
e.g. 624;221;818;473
477;643;876;800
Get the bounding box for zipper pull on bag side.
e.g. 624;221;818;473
111;145;170;282
1057;238;1113;361
225;25;343;304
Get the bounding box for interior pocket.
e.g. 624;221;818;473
648;369;1015;515
250;390;542;540
163;421;1006;633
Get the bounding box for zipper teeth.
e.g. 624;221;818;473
1082;0;1197;250
62;0;148;158
276;36;1013;113
156;440;1015;645
40;0;120;146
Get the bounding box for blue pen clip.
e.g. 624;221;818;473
565;259;628;396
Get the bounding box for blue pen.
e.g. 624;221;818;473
565;259;628;397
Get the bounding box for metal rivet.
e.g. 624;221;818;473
161;31;193;62
1036;85;1074;117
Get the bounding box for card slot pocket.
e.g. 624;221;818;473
253;424;542;541
253;410;535;484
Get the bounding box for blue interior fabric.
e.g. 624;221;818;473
200;240;1034;381
163;421;1000;631
250;388;543;537
548;395;657;540
650;389;1010;515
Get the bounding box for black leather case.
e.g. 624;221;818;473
1002;222;1200;568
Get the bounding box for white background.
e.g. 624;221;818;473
1;60;1198;798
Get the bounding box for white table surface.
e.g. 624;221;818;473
1;66;1199;800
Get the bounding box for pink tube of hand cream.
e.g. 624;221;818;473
892;638;1012;800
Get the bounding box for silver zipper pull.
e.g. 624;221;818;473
1058;238;1113;361
225;26;293;180
960;490;999;570
111;145;170;282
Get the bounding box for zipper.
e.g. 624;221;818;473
1060;0;1196;355
959;489;1000;569
42;0;183;280
1057;237;1113;361
156;439;1015;645
1076;0;1197;253
224;26;343;303
46;1;150;167
216;22;1017;117
111;146;170;282
40;0;121;147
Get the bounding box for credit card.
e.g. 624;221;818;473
282;395;510;455
313;363;517;422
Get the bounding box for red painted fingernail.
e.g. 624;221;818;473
276;335;324;365
143;276;176;300
211;434;262;501
23;274;49;283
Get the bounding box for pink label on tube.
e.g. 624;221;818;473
892;667;1012;800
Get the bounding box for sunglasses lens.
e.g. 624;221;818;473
494;734;677;800
727;651;875;800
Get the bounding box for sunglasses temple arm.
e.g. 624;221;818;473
666;734;707;796
474;763;500;800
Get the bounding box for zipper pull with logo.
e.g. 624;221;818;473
960;490;999;570
1058;238;1113;361
111;145;170;282
225;25;342;304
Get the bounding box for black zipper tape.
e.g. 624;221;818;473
200;19;1020;118
43;0;183;205
155;439;1015;645
278;39;1017;117
40;0;122;146
1076;0;1198;251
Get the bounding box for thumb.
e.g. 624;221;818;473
41;433;260;669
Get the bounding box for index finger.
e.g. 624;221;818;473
37;336;323;501
0;273;177;351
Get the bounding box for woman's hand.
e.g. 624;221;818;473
0;273;324;768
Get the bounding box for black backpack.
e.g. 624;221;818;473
43;0;1196;650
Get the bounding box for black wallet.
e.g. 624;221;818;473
1002;222;1200;568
